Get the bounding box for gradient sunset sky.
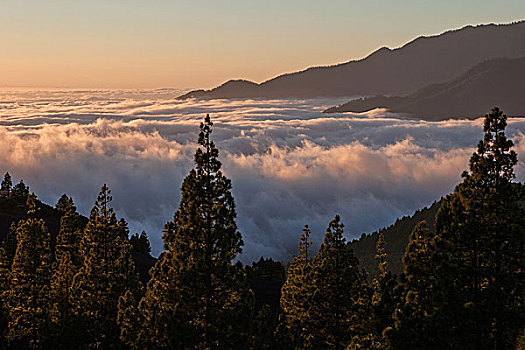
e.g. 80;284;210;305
2;0;524;89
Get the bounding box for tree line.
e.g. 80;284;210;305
0;109;523;349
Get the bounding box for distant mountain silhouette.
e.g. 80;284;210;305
178;21;525;99
324;57;525;120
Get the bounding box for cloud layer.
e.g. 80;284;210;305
1;88;525;262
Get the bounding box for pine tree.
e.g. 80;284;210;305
5;222;18;267
117;289;142;349
278;225;314;349
246;257;285;281
55;194;74;212
117;218;130;240
120;115;254;349
54;198;83;265
130;231;151;255
51;198;85;347
433;107;525;349
10;180;29;201
390;221;442;350
307;216;368;349
375;232;388;279
517;329;525;350
370;231;398;349
0;172;12;198
250;304;277;350
7;194;53;348
71;184;141;348
0;247;10;347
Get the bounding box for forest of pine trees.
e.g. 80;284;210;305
0;109;523;349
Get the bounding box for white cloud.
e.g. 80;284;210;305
1;88;525;262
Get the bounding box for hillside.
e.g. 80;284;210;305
350;201;441;277
0;196;155;282
0;195;282;304
179;21;525;99
0;196;65;254
351;181;525;277
324;57;525;120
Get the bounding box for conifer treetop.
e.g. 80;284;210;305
195;113;222;176
299;225;312;261
0;172;12;197
466;107;517;185
92;184;114;220
318;215;346;253
56;194;75;212
375;231;388;279
26;193;39;216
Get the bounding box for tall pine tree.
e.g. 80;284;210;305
6;194;53;349
433;107;525;349
390;221;442;350
55;194;74;212
370;231;398;349
51;197;85;347
10;180;29;201
71;184;141;348
121;115;253;349
0;247;10;348
278;225;314;349
307;216;368;349
0;172;12;198
5;222;18;267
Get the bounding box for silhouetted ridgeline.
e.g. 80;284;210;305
179;21;525;99
324;57;525;120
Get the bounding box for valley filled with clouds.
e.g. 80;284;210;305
1;88;525;262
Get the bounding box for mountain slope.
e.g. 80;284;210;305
179;21;525;99
350;201;441;277
324;57;525;120
0;196;65;253
0;196;155;282
352;182;525;277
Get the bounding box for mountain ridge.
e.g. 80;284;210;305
178;21;525;100
324;57;525;120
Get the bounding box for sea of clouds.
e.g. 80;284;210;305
1;88;525;262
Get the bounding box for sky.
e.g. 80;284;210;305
1;0;524;89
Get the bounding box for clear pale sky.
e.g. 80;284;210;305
1;0;524;89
